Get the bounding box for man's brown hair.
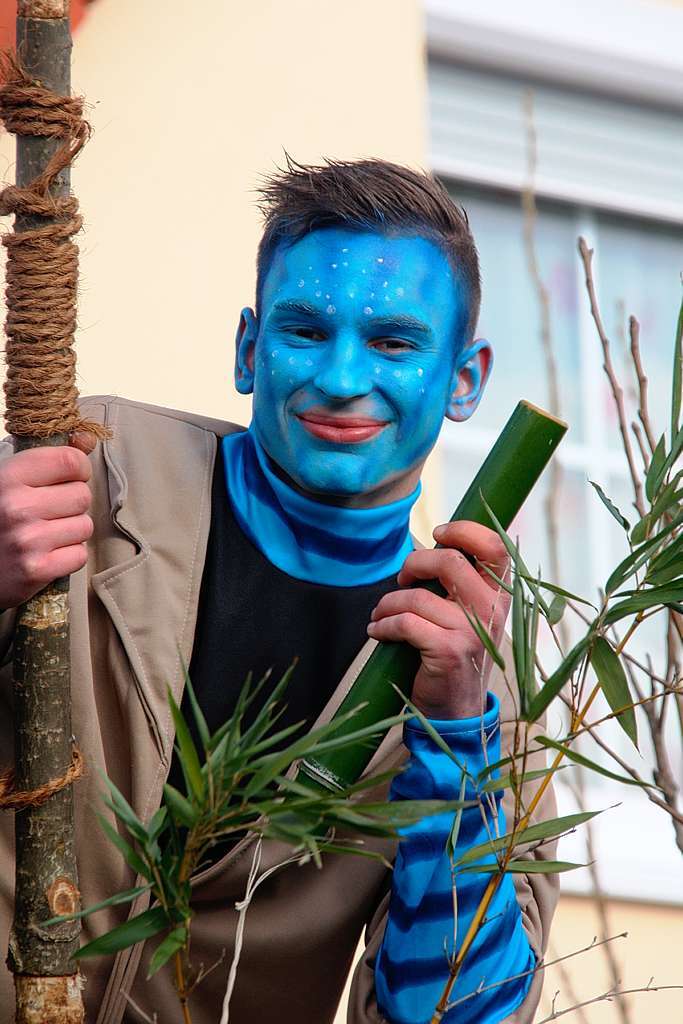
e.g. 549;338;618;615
255;156;481;345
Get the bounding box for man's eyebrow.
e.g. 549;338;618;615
366;313;432;335
270;299;325;317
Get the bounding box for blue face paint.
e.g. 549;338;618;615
236;227;489;506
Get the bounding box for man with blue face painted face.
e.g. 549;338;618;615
0;159;557;1023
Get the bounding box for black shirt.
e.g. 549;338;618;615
167;441;400;792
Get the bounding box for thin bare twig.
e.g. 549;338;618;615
535;981;683;1023
631;420;651;473
577;238;646;517
445;931;628;1014
629;316;658;455
122;991;159;1024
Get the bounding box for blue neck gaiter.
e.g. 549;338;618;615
221;429;419;587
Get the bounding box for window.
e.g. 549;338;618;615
427;28;683;904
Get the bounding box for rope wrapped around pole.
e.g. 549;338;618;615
0;3;103;1020
0;51;107;442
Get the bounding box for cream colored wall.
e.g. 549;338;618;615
539;895;683;1021
0;0;442;534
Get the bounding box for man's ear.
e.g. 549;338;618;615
234;307;258;395
446;339;493;423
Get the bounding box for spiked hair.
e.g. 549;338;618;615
255;156;481;343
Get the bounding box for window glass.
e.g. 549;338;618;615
596;213;683;450
451;186;583;441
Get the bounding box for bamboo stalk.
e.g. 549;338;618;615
5;3;85;1022
301;400;567;790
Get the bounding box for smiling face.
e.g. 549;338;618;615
235;227;492;507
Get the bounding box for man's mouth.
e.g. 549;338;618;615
296;412;389;444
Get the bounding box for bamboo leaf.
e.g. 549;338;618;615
479;496;550;615
459;859;585;875
98;772;147;843
645;533;683;582
181;665;210;753
646;559;683;588
646;434;667;502
630;514;651;546
146;807;168;845
548;594;566;625
537;736;651;787
461;606;506;671
652;423;683;498
606;509;683;594
74;906;169;959
147;926;188;979
526;583;541;708
479;765;566;795
519;577;597;610
399;692;469;774
96;814;151;881
167;686;204;802
163;783;199;829
672;293;683;443
446;773;469;860
43;884;151;926
589;480;630;531
604;582;683;625
512;570;527;713
455;809;602;867
590;637;638;749
525;636;591;723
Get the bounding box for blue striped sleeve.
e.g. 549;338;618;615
375;692;535;1024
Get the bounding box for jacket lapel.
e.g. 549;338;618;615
90;398;219;768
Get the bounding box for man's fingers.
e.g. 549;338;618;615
372;587;460;630
5;446;91;487
39;514;94;551
33;481;92;521
398;548;486;598
432;520;509;582
39;544;89;583
367;611;443;652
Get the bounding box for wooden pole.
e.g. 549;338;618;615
5;2;85;1021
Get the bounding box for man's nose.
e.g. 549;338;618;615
313;337;373;400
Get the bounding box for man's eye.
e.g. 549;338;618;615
290;326;326;341
370;338;414;353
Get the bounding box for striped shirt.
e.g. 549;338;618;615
376;692;535;1023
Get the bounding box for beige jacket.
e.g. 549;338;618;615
0;397;558;1024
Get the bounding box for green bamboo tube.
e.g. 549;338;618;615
301;400;567;791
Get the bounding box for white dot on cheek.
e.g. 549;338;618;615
417;367;423;376
298;279;305;287
315;290;322;298
326;304;336;314
363;306;373;315
288;356;295;364
272;350;279;358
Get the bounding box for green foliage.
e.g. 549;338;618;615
590;480;631;531
56;668;467;989
454;809;603;869
590;638;638;749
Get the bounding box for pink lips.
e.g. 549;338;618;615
296;412;388;444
